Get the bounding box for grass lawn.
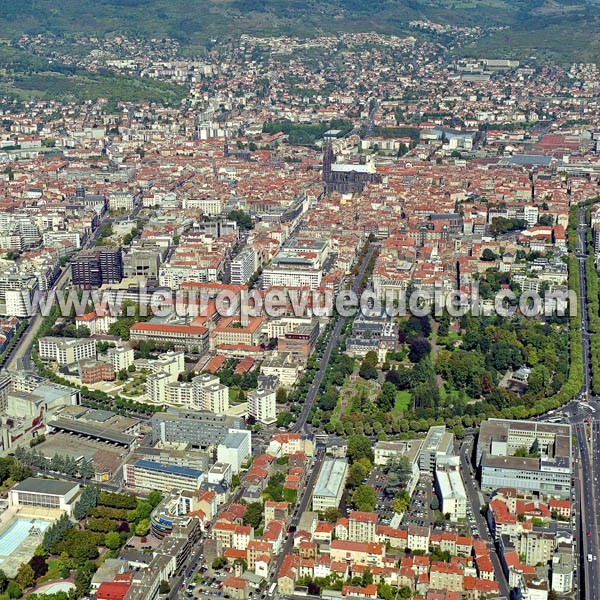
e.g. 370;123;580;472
392;390;411;417
36;559;63;584
436;331;460;348
440;383;473;404
330;394;342;426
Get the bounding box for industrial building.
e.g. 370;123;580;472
312;458;348;512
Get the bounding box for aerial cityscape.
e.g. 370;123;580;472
0;3;598;600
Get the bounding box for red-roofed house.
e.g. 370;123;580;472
97;582;131;600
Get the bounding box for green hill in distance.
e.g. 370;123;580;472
0;0;597;63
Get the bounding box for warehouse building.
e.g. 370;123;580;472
312;458;348;512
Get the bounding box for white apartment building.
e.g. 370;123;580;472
166;381;193;407
107;346;135;372
247;388;276;425
524;205;539;227
38;337;96;366
551;553;573;594
151;351;185;380
192;373;229;413
146;372;171;405
419;425;455;474
208;462;232;486
159;264;224;290
230;247;256;286
260;352;301;388
0;213;41;246
261;267;322;290
4;279;39;317
42;231;81;250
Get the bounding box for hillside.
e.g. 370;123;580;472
0;0;598;62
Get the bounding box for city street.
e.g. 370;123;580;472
459;437;511;599
292;243;377;433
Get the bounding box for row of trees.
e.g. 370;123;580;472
73;484;99;520
584;203;600;394
526;206;583;415
13;447;95;480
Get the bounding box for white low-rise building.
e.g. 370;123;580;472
435;455;467;521
217;429;251;474
9;477;80;516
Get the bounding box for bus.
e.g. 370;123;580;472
268;583;277;597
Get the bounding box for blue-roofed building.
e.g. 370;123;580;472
499;154;553;167
123;459;205;493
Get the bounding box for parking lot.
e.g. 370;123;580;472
366;469;396;524
33;432;124;477
399;475;481;538
188;569;224;599
402;475;434;528
186;564;265;600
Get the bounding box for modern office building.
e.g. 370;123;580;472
418;425;455;474
312;458;348;512
151;411;245;448
123;460;204;493
477;419;572;498
435;455;467;521
9;477;80;516
71;247;123;288
247;388;276;425
123;248;162;280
